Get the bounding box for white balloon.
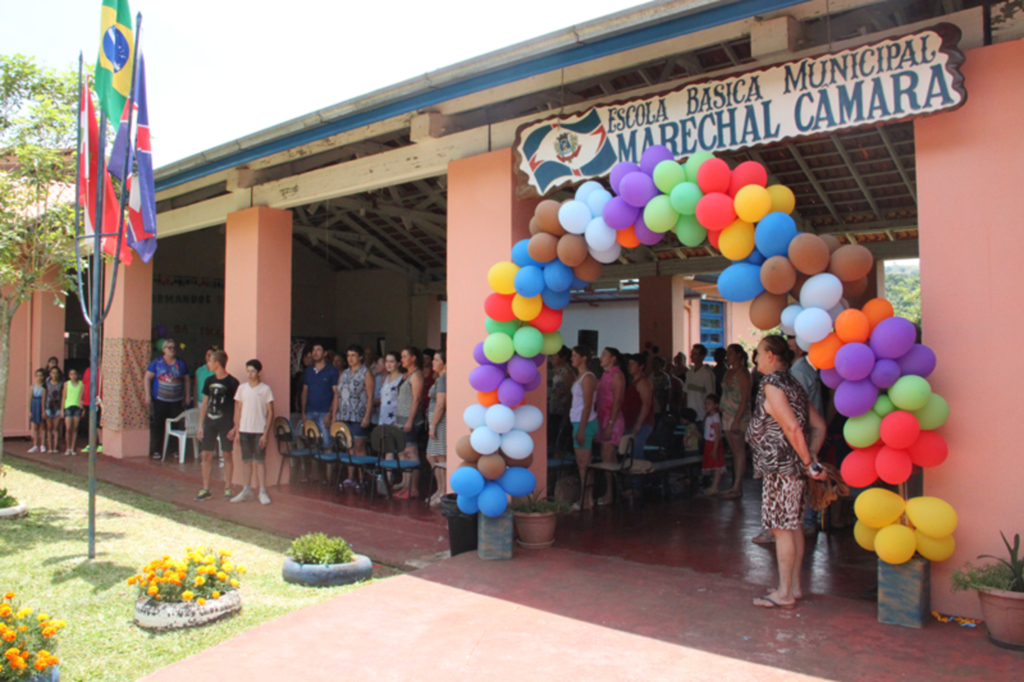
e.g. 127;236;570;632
470;426;502;455
590;242;622;264
794;307;833;343
500;429;534;460
800;273;844;311
574;181;602;205
780;304;803;336
586;188;612;218
797;335;814;352
827;299;848;323
463;404;487;430
558;200;591;235
484;404;516;434
584;216;617;251
513;405;544;433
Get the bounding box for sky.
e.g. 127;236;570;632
0;0;651;169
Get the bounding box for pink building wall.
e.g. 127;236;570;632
916;39;1024;618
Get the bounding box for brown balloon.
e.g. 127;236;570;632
788;233;831;275
790;271;810;299
842;276;869;300
527;233;559;264
535;200;566;237
502;453;534;469
573;254;603;282
828;244;874;282
556;234;589;267
528;216;541;236
455;435;483;463
821;234;842;254
749;291;788;330
760;256;797;295
477;454;507;480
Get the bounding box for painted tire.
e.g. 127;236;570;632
29;665;59;682
281;555;373;587
133;591;242;631
0;504;27;519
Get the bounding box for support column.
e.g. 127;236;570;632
102;258;153;458
638;276;690;359
447;149;545;492
224;207;293;487
426;295;443;350
31;280;66;374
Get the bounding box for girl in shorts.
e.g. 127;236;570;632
44;367;64;454
62;368;84;456
29;369;46;452
569;346;597;511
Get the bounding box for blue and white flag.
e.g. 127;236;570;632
520;109;617;194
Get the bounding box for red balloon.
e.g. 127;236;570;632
484;293;515;322
875;446;913;485
728;160;768;197
695;192;736;232
531;305;563;334
879;411;921;450
696;158;731;194
908;430;948;468
707;228;721;249
840;445;880;488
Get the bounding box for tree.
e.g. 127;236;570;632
885;264;922;325
0;54;79;460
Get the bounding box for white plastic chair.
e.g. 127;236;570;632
163;408;201;464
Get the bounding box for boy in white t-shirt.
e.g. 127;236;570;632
231;359;275;505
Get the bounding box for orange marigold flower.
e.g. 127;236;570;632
181;591;194;602
2;633;16;643
211;591;220;599
10;656;26;670
5;647;19;659
17;626;26;632
35;660;48;671
147;586;158;596
197;598;206;606
42;628;55;638
3;593;14;600
0;605;10;617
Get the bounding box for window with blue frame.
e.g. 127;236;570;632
700;300;725;350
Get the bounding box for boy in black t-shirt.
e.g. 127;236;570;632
196;350;240;501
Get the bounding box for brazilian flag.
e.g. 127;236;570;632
95;0;135;123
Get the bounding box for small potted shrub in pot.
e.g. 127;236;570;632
512;493;571;550
951;532;1024;650
0;591;64;681
0;466;27;520
282;533;372;587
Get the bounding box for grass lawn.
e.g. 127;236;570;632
0;457;397;682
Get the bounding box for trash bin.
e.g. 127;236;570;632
440;494;478;557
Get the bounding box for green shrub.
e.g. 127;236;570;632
0;466;18;508
288;533;354;565
511;492;571;515
951;532;1024;593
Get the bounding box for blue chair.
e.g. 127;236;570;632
274;417;314;486
331;421;377;497
370;424;420;504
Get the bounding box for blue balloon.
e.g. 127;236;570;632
754;212;798;258
543;260;573;292
457;493;480;515
450;466;485;497
511;239;538;268
477;481;508;518
586;188;612;218
497;467;537;497
541;287;571;310
514;265;545;298
569;275;589;290
717;263;765;302
744;248;766;266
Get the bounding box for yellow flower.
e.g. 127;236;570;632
216;572;228;582
229;579;239;588
147;586;158;596
34;659;48;672
197;598;206;606
41;628;55;638
0;605;10;617
194;577;205;587
219;549;232;558
211;591;220;599
181;591;194;602
16;626;26;632
3;593;14;600
221;562;233;572
237;566;247;574
204;555;215;565
36;613;48;621
15;608;31;619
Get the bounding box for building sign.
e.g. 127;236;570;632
514;24;965;196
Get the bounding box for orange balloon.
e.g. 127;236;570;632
835;309;871;344
477;390;499;407
556;234;589;267
760;256;797;295
535;200;566;236
455;435;483;463
788;233;831;275
527;233;559;263
616;225;641;248
573;255;603;282
808;333;844;370
749;291;788;331
528;216;541;236
862;298;895;331
477;454;507;480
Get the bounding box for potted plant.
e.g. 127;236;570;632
951;532;1024;650
511;493;571;550
127;546;245;631
0;466;27;520
282;533;372;587
0;591;64;682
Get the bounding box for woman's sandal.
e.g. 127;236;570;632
753;595;796;609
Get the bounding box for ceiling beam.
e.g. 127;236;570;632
831;135;883;220
294;224;426;281
787;144;847;227
878;126;917;202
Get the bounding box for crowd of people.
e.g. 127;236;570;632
27;357;97;457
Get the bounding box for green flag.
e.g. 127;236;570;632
94;0;135;122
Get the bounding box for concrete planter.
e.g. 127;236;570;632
282;555;372;587
30;665;59;682
0;503;28;519
513;511;557;549
133;591;242;631
977;588;1024;650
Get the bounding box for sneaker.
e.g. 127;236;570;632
39;447;46;453
195;489;212;501
342;479;357;489
28;446;39;453
230;489;255;503
65;449;72;457
223;489;234;500
258;490;271;505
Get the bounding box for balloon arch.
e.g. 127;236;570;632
449;145;956;567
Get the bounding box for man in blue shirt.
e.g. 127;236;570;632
301;344;338;448
144;338;191;459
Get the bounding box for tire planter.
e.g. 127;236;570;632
513;511;557;549
977;588;1024;650
29;665;59;682
133;590;242;631
282;555;372;587
0;504;28;519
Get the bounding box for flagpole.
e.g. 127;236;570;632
72;52;93;328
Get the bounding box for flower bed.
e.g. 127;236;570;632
0;591;64;681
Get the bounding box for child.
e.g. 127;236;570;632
44;367;63;454
196;350;239;501
62;368;84;456
701;394;725;496
230;359;275;505
28;369;46;452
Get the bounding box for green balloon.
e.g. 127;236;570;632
485;316;518;336
669;181;704;215
513;326;544;358
889;375;932;411
652;160;686;194
154;338;166;353
912;393;949;430
643;195;679;233
540;331;564;356
844;411;882;448
674;213;708;247
483;332;514;364
872;394;896;418
683;150;715;183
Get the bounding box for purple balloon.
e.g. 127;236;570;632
497;378;526;407
870;358;901;389
532;354;546;367
834;379;879;418
869;317;917;360
523;372;543;392
507;355;539;384
896;343;936;378
618;172;659;208
834;342;876;382
633;215;664;246
469;365;505;393
609;162;640;195
640;145;676;175
473;342;506;371
602;196;640;230
821;367;843;390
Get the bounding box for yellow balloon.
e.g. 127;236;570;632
906;496;958;539
718;219;755;261
488;261;519;295
766;184;796;214
915;529;956;562
854;521;879;552
734;185;773;223
512;294;543;321
874;524;917;565
854;488;905;529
